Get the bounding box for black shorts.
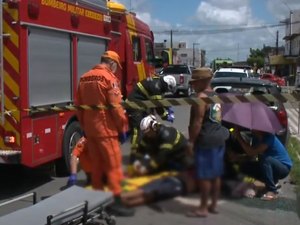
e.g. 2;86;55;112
140;176;186;201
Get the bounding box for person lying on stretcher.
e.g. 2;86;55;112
128;114;193;176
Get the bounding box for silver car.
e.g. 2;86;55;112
213;68;253;78
159;64;195;97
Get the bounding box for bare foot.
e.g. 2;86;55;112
261;191;278;201
208;205;219;214
186;208;208;218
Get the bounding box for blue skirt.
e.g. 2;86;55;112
195;145;225;179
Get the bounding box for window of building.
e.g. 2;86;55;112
132;36;141;61
180;53;188;57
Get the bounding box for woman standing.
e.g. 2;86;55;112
187;67;229;217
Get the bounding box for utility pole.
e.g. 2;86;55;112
276;30;279;55
237;43;240;62
170;30;173;64
289;10;293;56
192;43;200;66
193;45;195;66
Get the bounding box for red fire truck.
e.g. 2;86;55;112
0;0;155;174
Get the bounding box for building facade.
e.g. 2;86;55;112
154;41;205;67
283;9;300;77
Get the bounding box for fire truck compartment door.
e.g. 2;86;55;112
77;35;106;82
32;116;58;165
28;27;72;106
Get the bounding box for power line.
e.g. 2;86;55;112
207;47;251;53
260;0;293;12
153;21;300;35
279;0;292;11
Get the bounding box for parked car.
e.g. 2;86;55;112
260;73;286;86
211;77;289;146
159;64;194;97
214;68;253;79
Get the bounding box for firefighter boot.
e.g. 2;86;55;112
107;196;135;217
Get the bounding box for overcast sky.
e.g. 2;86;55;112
116;0;300;64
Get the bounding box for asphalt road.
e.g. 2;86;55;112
0;105;299;225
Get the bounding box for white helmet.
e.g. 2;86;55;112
140;115;157;133
163;75;176;92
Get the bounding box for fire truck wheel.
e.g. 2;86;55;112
56;121;83;177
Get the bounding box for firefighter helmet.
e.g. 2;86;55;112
163;75;176;92
140;115;158;133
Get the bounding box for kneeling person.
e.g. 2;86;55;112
130;115;191;176
67;137;92;186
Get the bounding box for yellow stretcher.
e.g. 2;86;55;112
121;171;179;192
85;171;179;192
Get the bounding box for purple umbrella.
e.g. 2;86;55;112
222;102;283;134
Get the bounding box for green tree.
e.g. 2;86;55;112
247;48;265;68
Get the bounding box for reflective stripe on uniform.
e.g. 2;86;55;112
137;82;150;98
131;127;139;150
137;82;163;100
159;143;173;150
159;131;181;150
150;160;158;168
173;131;181;146
162;109;168;117
150;95;163;100
140;140;147;147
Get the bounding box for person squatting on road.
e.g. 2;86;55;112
76;50;134;216
129;114;192;176
232;128;293;201
187;67;229;218
126;75;177;164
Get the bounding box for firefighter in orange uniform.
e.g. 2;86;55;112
76;51;134;217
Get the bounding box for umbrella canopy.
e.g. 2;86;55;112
222;102;283;134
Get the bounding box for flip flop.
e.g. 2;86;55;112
261;192;278;201
186;210;208;218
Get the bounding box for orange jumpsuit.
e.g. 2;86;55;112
77;64;128;195
72;137;91;173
